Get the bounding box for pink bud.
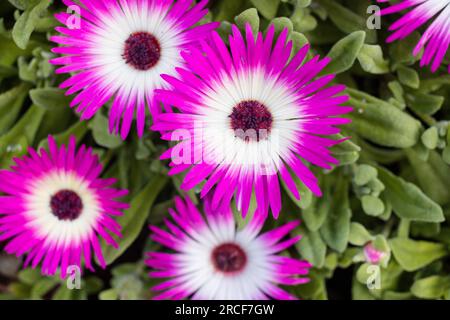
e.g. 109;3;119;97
364;242;384;264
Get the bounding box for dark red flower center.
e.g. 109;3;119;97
229;100;273;142
211;243;247;274
123;32;161;71
50;190;83;221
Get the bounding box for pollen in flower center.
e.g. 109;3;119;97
229;100;273;142
50;189;83;221
123;32;161;71
212;243;247;273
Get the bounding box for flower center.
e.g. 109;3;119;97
229;100;273;142
50;190;83;221
211;243;247;274
123;32;161;71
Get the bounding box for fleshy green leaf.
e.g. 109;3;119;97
250;0;280;20
397;65;419;89
0;83;29;135
354;164;377;186
29;88;71;109
235;8;259;34
0;104;46;167
348;222;373;246
410;276;450;299
295;226;327;268
316;0;376;43
88;113;123;149
347;88;422;148
406;149;450;206
320;177;351;252
421;127;439;150
321;31;366;75
361;195;385;217
406;92;444;116
100;174;168;265
12;0;50;49
378;167;444;223
357;44;389;74
390;238;447;272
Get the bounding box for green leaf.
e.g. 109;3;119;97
357;44;389;74
361;195;385;217
101;174;168;265
8;283;31;299
421;127;439;150
352;280;376;300
389;238;447;272
12;0;50;49
388;81;405;107
0;65;17;78
17;268;42;286
382;291;413;300
443;146;450;165
88;112;123;149
99;288;118;300
295;226;327;268
330;135;361;166
348;222;373;246
0;104;46;167
53;286;75;300
389;32;421;64
291;6;317;33
406;92;444;116
250;0;280;20
316;0;376;43
84;277;103;295
294;271;327;300
269;17;293;37
213;0;247;22
0;27;34;66
0;83;29;135
406;149;450;206
38;121;89;149
411;276;450;299
30;278;59;299
8;0;29;10
301;195;327;231
397;65;419;89
347;88;422;148
321;31;366;75
354;164;377;186
232;192;257;229
29;88;72;109
378;167;444;222
235;8;259;34
290;31;309;55
320;177;351;252
300;175;331;231
31;88;74;141
281;169;312;210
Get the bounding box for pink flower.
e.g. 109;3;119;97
50;0;218;139
378;0;450;73
146;196;311;300
153;24;351;218
0;136;128;277
364;242;385;265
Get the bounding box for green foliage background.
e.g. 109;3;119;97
0;0;450;300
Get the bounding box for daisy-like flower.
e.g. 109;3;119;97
0;136;128;277
50;0;218;139
146;196;311;300
378;0;450;73
152;24;351;218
